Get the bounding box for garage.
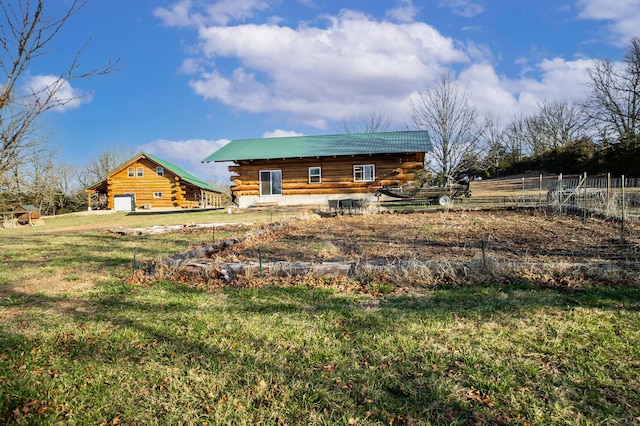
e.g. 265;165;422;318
113;194;135;212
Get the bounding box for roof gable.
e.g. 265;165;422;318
143;153;220;192
202;130;431;163
85;152;221;193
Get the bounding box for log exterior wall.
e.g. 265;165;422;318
229;153;424;207
104;159;179;209
100;158;221;210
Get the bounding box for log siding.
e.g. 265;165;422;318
229;153;424;198
85;153;223;211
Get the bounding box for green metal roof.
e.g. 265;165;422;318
202;130;431;162
143;153;221;193
85;152;222;193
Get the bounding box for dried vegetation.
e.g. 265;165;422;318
143;208;640;291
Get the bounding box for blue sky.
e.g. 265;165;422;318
34;0;640;181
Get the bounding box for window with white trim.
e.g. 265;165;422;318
156;166;164;177
136;167;144;177
153;192;163;198
259;170;282;196
353;164;375;182
308;167;322;183
128;167;134;178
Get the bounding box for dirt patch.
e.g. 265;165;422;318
0;272;98;326
144;208;640;290
0;271;97;303
215;208;636;264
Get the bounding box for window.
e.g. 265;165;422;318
128;167;134;178
309;167;322;183
354;165;375;182
259;170;282;196
136;167;144;177
153;192;163;198
156;166;164;177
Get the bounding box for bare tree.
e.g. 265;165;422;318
410;73;483;180
503;114;528;162
584;37;640;146
25;144;66;214
78;145;135;188
527;100;587;153
0;139;75;214
0;0;119;185
481;114;507;176
339;107;393;133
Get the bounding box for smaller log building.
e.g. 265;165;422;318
0;204;42;228
202;131;432;208
85;152;223;211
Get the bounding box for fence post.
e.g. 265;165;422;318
621;175;626;242
539;174;543;206
583;172;587;224
558;173;563;218
522;177;525;207
607;172;611;215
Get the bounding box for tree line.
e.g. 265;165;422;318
0;0;119;215
431;38;640;181
341;38;640;183
1;1;639;215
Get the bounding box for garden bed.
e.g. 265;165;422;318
143;207;640;290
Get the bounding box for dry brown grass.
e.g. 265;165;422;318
147;208;640;290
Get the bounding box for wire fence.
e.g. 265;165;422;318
468;173;638;216
456;173;640;242
370;174;640;268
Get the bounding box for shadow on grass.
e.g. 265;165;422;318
0;283;472;424
2;277;640;424
0;231;236;278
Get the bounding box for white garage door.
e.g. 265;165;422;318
113;195;134;212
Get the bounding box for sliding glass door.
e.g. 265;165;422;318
260;170;282;196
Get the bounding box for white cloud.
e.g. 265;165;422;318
136;138;232;180
183;9;467;127
576;0;639;21
385;0;420;23
508;58;594;115
179;58;204;74
262;129;305;138
154;0;270;27
458;63;518;118
24;75;90;112
576;0;640;44
438;0;485;18
153;0;194;27
156;1;601;135
455;58;595;122
189;68;270;113
202;0;270;26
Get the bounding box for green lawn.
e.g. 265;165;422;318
1;210;639;425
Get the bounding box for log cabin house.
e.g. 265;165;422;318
85;152;223;211
202;131;432;208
